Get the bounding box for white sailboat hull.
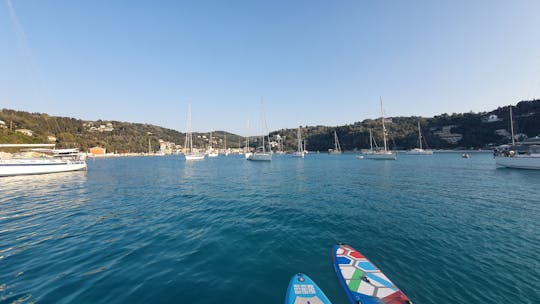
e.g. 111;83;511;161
406;149;433;155
185;154;205;160
495;155;540;169
207;152;219;157
363;152;397;160
0;159;87;177
244;152;253;159
292;152;304;158
247;153;272;161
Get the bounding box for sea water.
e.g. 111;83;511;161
0;153;539;303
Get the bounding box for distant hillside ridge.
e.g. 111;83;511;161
0;109;243;153
1;99;539;152
271;99;540;151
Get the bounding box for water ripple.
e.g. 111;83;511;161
0;154;539;303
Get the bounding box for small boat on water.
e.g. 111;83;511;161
247;100;272;162
406;121;433;155
364;98;397;160
494;106;540;169
292;123;305;158
328;130;342;154
184;104;205;161
0;144;87;177
495;141;540;169
206;131;219;157
462;153;471;159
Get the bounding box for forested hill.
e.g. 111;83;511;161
1;99;539;152
272;99;540;151
0;109;243;153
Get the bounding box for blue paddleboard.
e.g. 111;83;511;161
285;273;332;304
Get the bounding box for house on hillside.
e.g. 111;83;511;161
159;140;181;154
15;129;33;136
433;125;462;144
47;136;57;142
89;147;106;155
481;114;501;123
0;120;6;129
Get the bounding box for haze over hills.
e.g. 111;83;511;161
1;99;539;153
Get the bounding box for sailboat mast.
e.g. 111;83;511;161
188;104;193;153
380;97;388;152
369;129;373;151
261;98;267;153
245;120;250;152
509;106;515;145
297;124;302;152
418;121;423;150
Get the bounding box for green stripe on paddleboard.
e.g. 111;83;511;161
348;269;363;291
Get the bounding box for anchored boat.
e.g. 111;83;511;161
494;106;540;169
184;104;205;161
0;144;87;177
363;98;397;160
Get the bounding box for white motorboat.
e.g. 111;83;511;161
406;121;433;155
363;98;397;160
0;145;87;177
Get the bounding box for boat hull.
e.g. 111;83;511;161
207;153;219;157
247;153;272;161
292;152;304;158
185;154;205;160
495;155;540;169
363;152;397;160
0;160;87;177
406;149;433;155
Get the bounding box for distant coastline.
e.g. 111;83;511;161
1;99;539;153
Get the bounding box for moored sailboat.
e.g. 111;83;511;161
494;106;540;169
293;123;305;158
184;104;205;161
247;100;272;161
407;121;433;155
206;131;219;157
328;130;342;154
363;98;397;160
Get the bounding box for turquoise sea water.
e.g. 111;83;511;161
1;153;539;304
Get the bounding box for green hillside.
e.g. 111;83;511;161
271;99;540;151
1;99;539;152
0;109;243;153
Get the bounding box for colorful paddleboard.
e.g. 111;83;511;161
333;243;412;304
285;273;332;304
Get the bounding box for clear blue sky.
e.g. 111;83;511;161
1;1;539;135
